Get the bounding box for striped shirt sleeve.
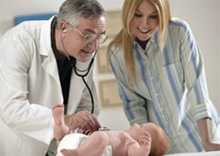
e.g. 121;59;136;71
180;23;212;121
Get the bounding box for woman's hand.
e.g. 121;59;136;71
203;141;220;151
197;118;220;151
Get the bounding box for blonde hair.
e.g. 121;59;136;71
108;0;171;83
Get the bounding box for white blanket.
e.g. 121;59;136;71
166;151;220;156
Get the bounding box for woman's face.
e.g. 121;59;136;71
130;0;159;41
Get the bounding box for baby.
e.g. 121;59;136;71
52;105;169;156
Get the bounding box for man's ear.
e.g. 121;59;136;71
59;20;68;33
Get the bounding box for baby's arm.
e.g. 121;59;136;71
106;131;149;156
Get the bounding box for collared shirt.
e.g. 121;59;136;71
50;17;75;114
108;18;220;154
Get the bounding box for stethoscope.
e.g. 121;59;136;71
71;54;96;114
52;16;96;114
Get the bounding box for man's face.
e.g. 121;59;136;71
61;16;106;62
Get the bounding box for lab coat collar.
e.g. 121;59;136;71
39;16;63;101
39;16;54;57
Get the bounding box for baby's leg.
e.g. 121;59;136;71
127;131;151;156
52;105;69;140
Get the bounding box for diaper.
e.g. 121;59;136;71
57;133;112;156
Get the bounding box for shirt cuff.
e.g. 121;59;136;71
192;103;212;121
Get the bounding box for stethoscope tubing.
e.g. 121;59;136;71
73;55;96;114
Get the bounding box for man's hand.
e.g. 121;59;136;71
64;111;101;134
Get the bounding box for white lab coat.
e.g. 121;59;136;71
0;17;98;156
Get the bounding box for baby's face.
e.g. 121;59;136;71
130;123;150;132
128;124;148;139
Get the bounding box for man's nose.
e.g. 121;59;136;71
86;40;99;52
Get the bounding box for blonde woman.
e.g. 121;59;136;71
108;0;220;154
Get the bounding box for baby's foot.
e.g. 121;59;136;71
52;105;69;140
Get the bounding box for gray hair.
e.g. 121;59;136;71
57;0;105;27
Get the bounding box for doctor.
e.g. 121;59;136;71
0;0;106;156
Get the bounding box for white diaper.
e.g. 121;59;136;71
56;133;112;156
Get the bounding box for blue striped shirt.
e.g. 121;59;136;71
108;18;220;154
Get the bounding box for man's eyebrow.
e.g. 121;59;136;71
83;29;96;34
151;11;158;14
100;31;106;35
83;29;106;35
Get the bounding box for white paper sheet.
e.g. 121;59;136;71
166;151;220;156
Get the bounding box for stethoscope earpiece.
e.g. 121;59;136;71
62;29;67;33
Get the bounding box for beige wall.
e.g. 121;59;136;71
170;0;220;112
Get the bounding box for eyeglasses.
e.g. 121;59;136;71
74;27;108;45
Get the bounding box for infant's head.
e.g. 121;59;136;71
128;123;169;156
142;123;170;156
